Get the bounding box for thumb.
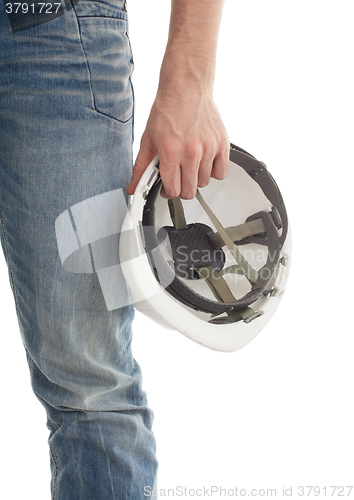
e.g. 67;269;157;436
126;133;156;195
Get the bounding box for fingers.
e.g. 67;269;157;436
160;140;200;199
197;154;214;188
181;136;229;197
160;161;199;200
159;163;181;199
126;133;156;195
126;97;230;199
127;138;229;199
211;139;230;181
151;139;229;200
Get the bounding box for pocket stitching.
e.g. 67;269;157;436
71;8;133;124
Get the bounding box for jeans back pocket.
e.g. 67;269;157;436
76;15;134;123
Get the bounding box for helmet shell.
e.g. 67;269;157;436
120;147;291;352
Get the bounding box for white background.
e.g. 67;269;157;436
1;1;353;498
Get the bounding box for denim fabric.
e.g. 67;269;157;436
0;1;158;498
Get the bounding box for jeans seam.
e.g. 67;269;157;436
25;347;34;376
49;440;60;500
0;202;23;333
46;413;61;500
67;0;96;111
126;30;135;139
75;14;127;20
68;1;133;124
124;336;134;375
92;108;133;124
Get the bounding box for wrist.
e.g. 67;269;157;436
158;46;215;96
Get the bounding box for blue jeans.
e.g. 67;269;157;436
0;1;158;498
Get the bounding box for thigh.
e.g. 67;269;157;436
0;0;139;411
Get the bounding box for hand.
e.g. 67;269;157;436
126;87;229;199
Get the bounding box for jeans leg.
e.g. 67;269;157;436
0;2;157;498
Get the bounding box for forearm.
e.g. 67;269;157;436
127;0;229;199
159;0;225;95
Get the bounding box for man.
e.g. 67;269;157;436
0;0;228;498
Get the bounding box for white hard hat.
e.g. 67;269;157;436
120;144;291;352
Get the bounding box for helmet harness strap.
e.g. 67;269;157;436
167;194;263;323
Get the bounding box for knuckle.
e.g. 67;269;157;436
163;186;180;199
197;167;211;187
185;139;202;162
198;177;210;188
180;191;195;200
206;137;218;155
133;156;144;169
139;131;148;147
211;161;228;181
213;168;228;181
221;134;230;148
222;139;231;159
161;140;181;164
132;162;143;176
180;184;197;199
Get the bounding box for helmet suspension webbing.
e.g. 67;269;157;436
167;193;264;324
